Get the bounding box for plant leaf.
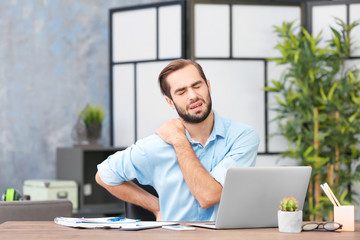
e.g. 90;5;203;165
320;85;327;101
327;81;338;101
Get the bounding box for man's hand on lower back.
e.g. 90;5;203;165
154;210;162;221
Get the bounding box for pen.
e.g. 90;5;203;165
320;184;337;206
108;217;125;222
324;183;341;206
320;183;341;207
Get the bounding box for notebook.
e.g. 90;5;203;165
190;166;311;229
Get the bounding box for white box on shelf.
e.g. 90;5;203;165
23;179;78;210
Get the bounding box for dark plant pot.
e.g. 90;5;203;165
86;124;102;145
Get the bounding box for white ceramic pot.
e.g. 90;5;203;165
278;210;303;233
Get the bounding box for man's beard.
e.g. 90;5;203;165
173;94;212;124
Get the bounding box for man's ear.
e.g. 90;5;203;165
165;96;176;109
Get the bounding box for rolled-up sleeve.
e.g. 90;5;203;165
97;143;152;186
210;128;260;186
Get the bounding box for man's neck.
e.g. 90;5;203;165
182;110;214;146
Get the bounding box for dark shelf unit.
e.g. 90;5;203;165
56;146;126;217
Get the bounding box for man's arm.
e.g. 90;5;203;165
173;140;223;208
155;119;222;209
95;172;161;220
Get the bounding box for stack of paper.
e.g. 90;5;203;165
54;217;177;230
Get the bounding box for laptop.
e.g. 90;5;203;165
190;166;311;229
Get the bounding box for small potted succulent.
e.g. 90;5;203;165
278;196;302;233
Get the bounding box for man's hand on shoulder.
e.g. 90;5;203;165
155;118;188;146
156;119;222;209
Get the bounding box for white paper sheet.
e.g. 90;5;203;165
54;217;177;230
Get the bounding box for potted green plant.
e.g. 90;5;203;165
79;104;105;145
266;19;360;221
278;196;302;233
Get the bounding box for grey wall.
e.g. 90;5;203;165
0;0;171;195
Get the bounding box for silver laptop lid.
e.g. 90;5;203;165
216;166;311;229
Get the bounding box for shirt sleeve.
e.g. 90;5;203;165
97;143;153;186
210;128;260;186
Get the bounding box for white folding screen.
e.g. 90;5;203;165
198;60;266;152
112;8;157;62
312;4;347;48
193;3;301;153
232;5;301;58
112;5;182;63
345;59;360;72
267;62;290;153
195;4;230;57
111;2;183;147
136;61;178;139
113;64;135;146
159;5;182;59
110;0;360;156
350;4;360;57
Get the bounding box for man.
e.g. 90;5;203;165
96;59;259;221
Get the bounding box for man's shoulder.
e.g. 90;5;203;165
214;116;260;152
219;115;256;134
215;114;259;143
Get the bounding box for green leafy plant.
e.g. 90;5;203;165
79;104;105;144
266;18;360;221
79;104;105;127
280;196;299;211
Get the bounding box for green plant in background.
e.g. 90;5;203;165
280;196;299;211
79;104;105;144
79;104;105;127
266;18;360;221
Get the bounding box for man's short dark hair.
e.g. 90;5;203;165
158;59;207;99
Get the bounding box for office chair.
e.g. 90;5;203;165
0;199;72;223
125;179;158;221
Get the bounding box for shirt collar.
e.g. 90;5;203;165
185;110;225;145
209;111;225;140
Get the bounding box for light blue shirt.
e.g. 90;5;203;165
97;111;259;221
